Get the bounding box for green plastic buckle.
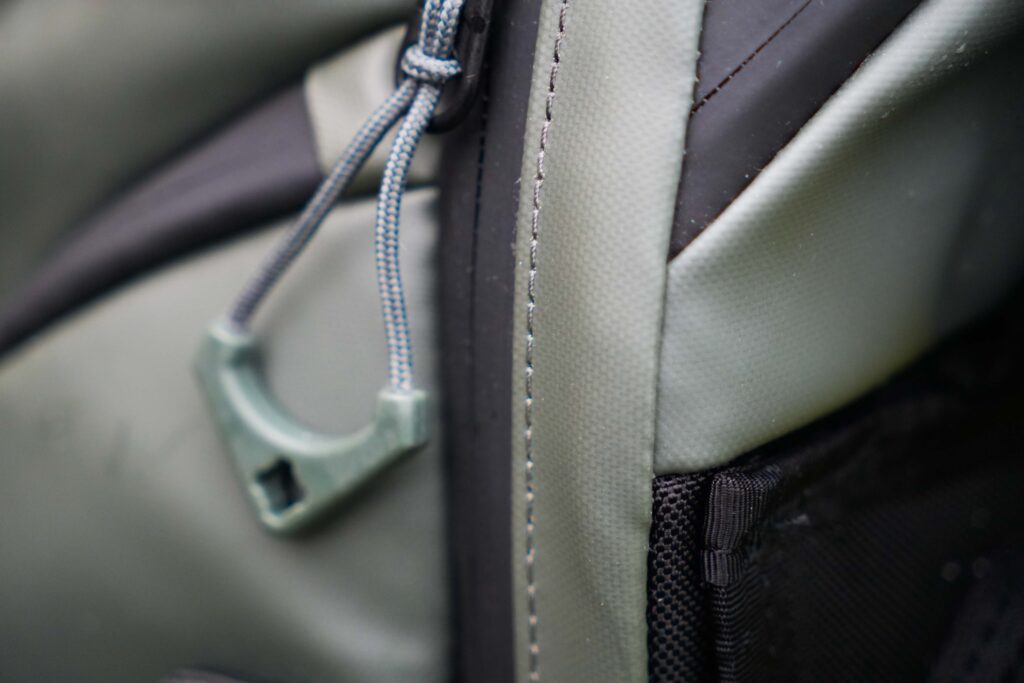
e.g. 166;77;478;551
194;319;429;533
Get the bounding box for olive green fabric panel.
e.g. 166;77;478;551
305;27;439;191
0;0;413;299
508;1;704;681
0;191;449;682
655;0;1024;474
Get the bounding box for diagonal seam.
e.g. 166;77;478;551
691;0;814;115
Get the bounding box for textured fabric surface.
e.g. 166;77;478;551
647;474;712;683
648;294;1024;681
0;192;449;682
508;1;705;681
0;0;413;300
656;0;1024;473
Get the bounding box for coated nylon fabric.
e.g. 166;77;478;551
0;0;414;300
508;0;704;680
655;0;1024;474
0;192;449;682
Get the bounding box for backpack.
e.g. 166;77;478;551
1;0;1022;680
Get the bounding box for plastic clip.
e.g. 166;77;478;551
194;320;428;533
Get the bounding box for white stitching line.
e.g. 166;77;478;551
524;2;568;681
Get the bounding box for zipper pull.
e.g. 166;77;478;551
195;0;468;533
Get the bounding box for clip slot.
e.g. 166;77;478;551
195;320;428;533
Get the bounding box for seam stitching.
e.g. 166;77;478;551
690;0;814;115
524;3;569;681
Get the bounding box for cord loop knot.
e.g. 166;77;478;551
400;44;462;85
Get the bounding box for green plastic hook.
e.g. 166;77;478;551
194;319;429;533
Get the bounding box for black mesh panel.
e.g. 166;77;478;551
648;473;713;681
648;294;1024;682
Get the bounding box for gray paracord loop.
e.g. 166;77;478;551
227;0;465;394
195;0;466;533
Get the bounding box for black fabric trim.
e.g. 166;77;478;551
668;0;923;258
0;86;321;357
439;0;542;680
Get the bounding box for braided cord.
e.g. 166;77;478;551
378;0;464;391
226;0;465;394
228;82;416;329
